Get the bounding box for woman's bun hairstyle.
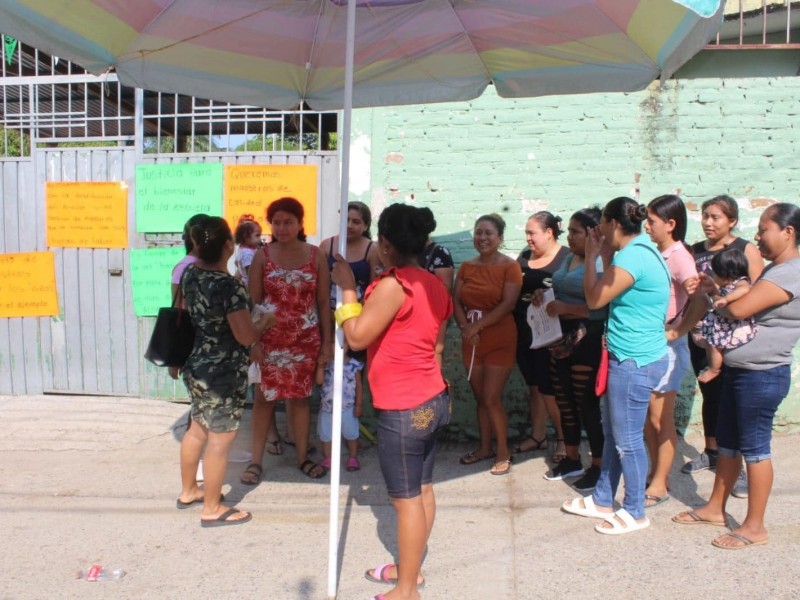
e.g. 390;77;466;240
377;203;429;257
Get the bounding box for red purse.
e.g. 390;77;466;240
594;335;609;397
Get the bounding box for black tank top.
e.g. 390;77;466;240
326;238;373;308
691;237;748;275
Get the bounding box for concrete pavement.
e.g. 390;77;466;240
1;394;799;600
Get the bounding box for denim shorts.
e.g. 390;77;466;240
717;365;790;463
653;336;691;394
377;390;451;499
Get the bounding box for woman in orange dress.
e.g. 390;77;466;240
454;214;523;475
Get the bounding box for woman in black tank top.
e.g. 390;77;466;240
682;195;763;486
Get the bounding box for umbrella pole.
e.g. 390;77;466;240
328;1;357;598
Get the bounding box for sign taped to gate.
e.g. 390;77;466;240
0;252;59;317
136;163;223;233
225;165;317;235
46;182;128;248
130;247;185;317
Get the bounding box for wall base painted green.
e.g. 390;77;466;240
350;77;800;439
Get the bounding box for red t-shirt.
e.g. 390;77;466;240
365;266;453;410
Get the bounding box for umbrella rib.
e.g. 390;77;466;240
117;4;275;65
443;1;492;84
360;2;491;88
299;1;328;108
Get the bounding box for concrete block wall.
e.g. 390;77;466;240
349;77;800;440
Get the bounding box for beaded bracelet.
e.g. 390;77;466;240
334;302;363;327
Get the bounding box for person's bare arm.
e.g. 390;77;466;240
718;278;792;320
316;246;334;364
227;309;275;347
248;250;266;305
583;227;633;309
433;267;455;293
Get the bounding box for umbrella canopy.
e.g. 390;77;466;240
1;0;723;111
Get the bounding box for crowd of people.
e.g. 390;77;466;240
165;193;800;594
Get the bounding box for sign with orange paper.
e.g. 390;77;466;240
0;252;59;317
46;181;128;248
225;165;318;235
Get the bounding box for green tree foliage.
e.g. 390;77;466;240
143;135;219;154
0;126;30;157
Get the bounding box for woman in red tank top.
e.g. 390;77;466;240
332;203;453;599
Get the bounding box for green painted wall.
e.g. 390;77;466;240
349;77;800;439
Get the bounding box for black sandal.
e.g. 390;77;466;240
512;435;548;454
459;450;496;465
240;463;263;485
299;459;327;479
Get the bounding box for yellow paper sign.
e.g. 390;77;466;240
225;165;318;236
46;182;128;248
0;252;59;317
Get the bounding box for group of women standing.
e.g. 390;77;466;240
169;192;800;558
456;195;800;547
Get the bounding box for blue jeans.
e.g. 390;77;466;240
717;365;790;463
377;390;450;499
592;353;668;520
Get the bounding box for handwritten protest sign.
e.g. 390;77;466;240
0;252;59;317
46;182;128;248
129;247;185;317
225;165;318;235
136;163;223;233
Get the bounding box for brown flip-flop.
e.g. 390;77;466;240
672;509;727;527
711;532;768;550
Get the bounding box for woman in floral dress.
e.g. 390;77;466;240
241;197;333;483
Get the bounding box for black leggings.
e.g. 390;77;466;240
549;320;604;458
688;336;724;440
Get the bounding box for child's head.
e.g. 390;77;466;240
235;218;261;247
710;246;749;284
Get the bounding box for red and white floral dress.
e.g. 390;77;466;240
258;244;321;401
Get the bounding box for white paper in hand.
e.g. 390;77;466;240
526;289;563;349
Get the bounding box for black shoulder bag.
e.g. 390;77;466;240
144;281;195;367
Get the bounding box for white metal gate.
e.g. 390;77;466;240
1;41;340;397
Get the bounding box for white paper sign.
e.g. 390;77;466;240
526;288;563;349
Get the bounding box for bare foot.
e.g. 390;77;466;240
200;506;251;523
177;485;203;505
365;564;425;587
712;527;768;549
552;439;566;463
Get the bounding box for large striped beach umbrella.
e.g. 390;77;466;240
2;0;723;111
0;2;723;598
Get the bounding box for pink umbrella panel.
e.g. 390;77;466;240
1;0;723;111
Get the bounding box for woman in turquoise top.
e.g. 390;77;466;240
562;197;670;535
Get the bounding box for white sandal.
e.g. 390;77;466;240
561;495;613;519
594;508;650;535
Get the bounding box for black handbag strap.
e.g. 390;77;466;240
173;263;192;308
